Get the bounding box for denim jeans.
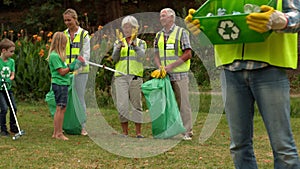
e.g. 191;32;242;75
52;83;68;108
0;90;17;132
221;66;300;169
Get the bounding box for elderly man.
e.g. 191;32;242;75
154;8;193;141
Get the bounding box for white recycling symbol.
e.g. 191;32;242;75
0;66;10;78
218;20;240;40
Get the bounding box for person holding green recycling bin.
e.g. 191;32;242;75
186;0;300;168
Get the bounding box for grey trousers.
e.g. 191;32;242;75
171;77;192;135
114;75;143;123
74;73;88;127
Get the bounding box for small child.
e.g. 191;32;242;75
46;32;85;140
0;38;18;136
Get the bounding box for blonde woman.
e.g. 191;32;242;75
63;8;90;136
47;32;85;140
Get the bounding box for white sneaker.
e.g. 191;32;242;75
182;135;192;141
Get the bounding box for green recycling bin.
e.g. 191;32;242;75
192;0;276;44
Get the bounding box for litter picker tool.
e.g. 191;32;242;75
1;79;25;140
85;60;126;75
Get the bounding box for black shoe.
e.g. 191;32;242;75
10;127;18;133
10;124;18;133
10;129;19;134
0;131;9;136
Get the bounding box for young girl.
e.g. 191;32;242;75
47;32;84;140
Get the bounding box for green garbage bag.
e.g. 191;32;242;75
45;75;86;135
141;76;186;139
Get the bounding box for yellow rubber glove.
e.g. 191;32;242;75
150;66;167;79
115;29;123;41
246;5;287;33
160;66;167;78
184;8;201;35
129;27;138;45
150;69;161;79
115;29;124;48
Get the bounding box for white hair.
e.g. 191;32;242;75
121;16;139;29
161;8;176;22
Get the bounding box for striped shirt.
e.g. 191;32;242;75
154;24;191;52
282;0;300;33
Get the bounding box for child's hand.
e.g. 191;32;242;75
77;56;85;64
1;78;11;84
69;59;84;71
0;78;11;89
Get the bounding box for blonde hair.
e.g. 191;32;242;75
121;16;139;29
63;8;80;26
0;38;15;51
161;8;176;22
46;32;67;62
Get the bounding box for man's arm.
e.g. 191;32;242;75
154;51;161;68
165;49;192;72
153;37;161;68
282;0;300;32
10;72;15;81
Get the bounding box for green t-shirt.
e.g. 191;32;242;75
0;57;15;90
49;51;70;86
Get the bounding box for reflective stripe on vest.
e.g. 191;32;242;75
215;0;298;69
114;38;144;77
64;29;90;73
156;26;190;73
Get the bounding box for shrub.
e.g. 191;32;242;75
13;34;51;101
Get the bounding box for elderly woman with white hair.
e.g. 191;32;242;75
112;15;147;138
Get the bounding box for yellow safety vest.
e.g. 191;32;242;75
64;28;90;73
215;0;298;69
114;38;146;77
156;26;190;73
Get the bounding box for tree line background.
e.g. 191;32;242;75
0;0;206;36
0;0;300;104
0;0;211;104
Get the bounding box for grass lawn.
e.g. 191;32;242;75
1;97;300;169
